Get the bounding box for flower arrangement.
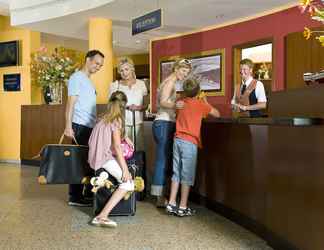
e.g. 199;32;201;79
300;0;324;46
31;46;84;103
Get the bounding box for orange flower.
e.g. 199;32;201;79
303;27;312;40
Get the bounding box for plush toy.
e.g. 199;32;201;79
90;172;114;193
90;172;145;200
123;176;145;200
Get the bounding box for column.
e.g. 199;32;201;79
89;17;113;104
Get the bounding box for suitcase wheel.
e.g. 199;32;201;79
38;175;47;184
81;176;90;184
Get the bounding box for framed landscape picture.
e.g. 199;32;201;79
158;49;225;96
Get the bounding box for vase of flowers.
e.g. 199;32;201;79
31;46;81;104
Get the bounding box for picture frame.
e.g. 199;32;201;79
3;73;21;91
158;49;225;96
0;40;20;67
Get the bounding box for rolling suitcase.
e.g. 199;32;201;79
93;166;137;216
128;110;146;201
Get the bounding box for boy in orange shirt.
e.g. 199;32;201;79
166;78;220;216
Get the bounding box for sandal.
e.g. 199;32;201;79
91;217;117;228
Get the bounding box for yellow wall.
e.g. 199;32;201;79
0;16;40;160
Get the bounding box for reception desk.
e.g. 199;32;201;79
21;104;324;250
193;117;324;250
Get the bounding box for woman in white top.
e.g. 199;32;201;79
151;58;192;207
108;57;148;151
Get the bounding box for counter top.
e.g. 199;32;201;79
205;117;324;126
145;116;324;126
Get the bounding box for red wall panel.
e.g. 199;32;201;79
151;7;319;115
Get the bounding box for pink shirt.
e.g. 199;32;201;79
88;119;119;170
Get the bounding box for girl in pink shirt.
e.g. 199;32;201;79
88;91;134;228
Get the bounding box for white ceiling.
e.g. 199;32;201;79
3;0;298;55
0;0;9;15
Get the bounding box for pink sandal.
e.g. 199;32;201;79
91;217;117;228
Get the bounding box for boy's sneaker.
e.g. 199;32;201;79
68;199;92;207
177;207;196;217
165;203;178;215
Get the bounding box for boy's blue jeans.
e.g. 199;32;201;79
151;120;175;196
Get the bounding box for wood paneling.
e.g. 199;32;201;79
269;84;324;117
285;27;324;90
20;104;107;160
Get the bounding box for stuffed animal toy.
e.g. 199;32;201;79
123;176;145;200
90;172;114;193
90;172;145;200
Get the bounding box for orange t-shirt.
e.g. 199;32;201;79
175;98;212;147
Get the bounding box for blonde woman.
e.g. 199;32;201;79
88;91;134;228
109;57;148;150
151;58;192;207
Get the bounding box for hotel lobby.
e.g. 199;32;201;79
0;1;324;249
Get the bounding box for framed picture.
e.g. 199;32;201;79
3;73;21;91
158;49;225;96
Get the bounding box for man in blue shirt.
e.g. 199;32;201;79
64;50;104;206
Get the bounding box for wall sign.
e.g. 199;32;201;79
132;9;162;35
3;73;21;91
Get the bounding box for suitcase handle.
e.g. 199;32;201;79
131;110;137;151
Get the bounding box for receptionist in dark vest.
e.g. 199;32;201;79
231;58;267;118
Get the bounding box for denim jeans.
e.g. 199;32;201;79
151;120;175;196
172;138;198;186
69;123;93;202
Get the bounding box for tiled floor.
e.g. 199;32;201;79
0;163;272;250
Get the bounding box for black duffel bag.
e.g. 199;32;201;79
37;134;92;184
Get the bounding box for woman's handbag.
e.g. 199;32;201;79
37;134;92;184
120;139;134;160
112;139;134;160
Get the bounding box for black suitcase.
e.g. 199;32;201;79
128;110;146;201
93;165;137;216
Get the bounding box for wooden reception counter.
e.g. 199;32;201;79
193;117;324;250
21;104;324;250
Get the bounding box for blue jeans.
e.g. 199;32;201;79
172;138;198;186
151;120;175;196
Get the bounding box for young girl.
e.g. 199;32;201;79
88;91;134;228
